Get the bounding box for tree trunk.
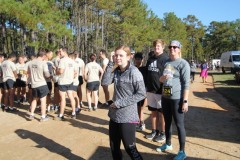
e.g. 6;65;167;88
95;10;99;51
0;14;7;54
20;24;26;54
84;0;88;62
101;11;104;48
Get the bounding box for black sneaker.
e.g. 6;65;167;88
76;107;81;114
80;102;83;108
54;105;59;111
71;114;76;119
26;115;35;121
1;105;5;112
55;115;65;121
145;130;159;140
5;107;18;112
153;131;166;142
40;116;50;122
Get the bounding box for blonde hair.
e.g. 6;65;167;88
115;45;131;56
153;39;166;48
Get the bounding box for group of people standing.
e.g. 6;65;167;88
0;39;190;160
103;39;190;160
0;47;111;121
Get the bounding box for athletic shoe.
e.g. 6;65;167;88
54;105;59;111
5;107;18;112
76;107;81;114
156;143;173;152
55;115;65;121
93;106;97;111
153;131;166;142
80;102;83;107
27;115;35;121
136;124;146;132
50;106;55;110
71;114;76;119
40;116;50;122
88;107;93;111
145;130;159;140
174;151;187;160
0;104;5;111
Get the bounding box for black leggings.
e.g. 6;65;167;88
190;71;195;81
162;97;186;151
109;120;143;160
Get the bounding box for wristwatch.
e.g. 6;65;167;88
183;100;188;103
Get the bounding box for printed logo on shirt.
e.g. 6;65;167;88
148;60;159;72
32;65;38;68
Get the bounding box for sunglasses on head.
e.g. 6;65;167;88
168;46;179;49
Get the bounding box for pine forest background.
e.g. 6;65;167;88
0;0;239;62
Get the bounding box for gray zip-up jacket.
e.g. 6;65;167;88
102;61;146;123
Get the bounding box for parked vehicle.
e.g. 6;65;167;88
220;51;240;73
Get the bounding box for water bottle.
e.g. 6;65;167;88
163;64;173;86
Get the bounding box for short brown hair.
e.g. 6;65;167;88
153;39;166;48
115;45;131;56
89;54;96;62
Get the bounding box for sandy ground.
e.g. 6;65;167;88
0;73;240;160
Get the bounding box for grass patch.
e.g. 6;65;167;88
211;72;240;107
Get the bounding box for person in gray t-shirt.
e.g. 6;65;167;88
190;60;196;83
27;49;50;121
157;40;190;160
1;53;18;112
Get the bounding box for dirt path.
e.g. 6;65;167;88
0;74;240;160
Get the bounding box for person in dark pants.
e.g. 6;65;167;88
190;60;196;83
102;45;146;160
158;40;190;160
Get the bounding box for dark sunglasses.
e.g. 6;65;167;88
168;46;179;49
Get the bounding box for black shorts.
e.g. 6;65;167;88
148;105;163;112
59;83;73;92
137;98;145;107
0;83;3;88
47;82;52;95
86;81;100;91
32;85;49;99
78;76;83;85
3;79;16;90
70;85;78;92
16;79;27;88
54;82;58;88
47;82;52;91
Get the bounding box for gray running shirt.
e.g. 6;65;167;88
28;59;49;88
1;60;17;82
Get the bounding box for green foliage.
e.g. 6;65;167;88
204;20;240;60
183;15;205;61
0;0;239;59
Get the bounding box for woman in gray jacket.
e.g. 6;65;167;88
102;45;145;160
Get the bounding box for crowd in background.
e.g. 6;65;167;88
0;39;191;160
